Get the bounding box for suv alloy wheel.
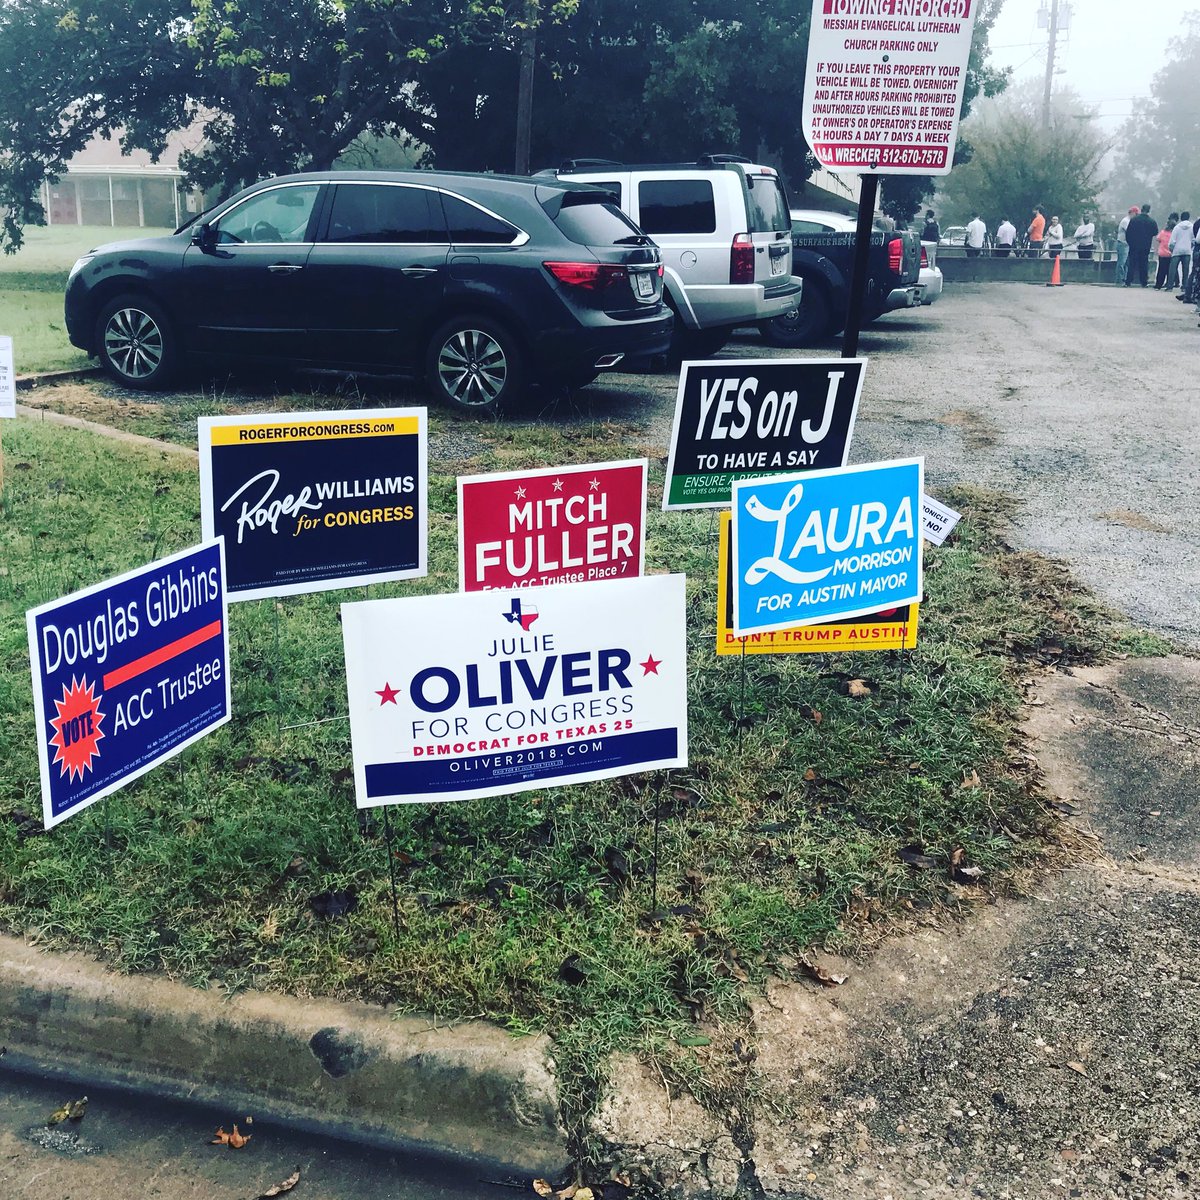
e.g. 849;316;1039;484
427;315;525;414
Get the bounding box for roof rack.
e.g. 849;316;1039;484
557;157;624;171
696;153;753;165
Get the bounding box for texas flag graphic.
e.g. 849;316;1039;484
502;598;539;631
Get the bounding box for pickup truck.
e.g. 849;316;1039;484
759;208;923;347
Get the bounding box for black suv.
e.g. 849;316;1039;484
64;170;672;412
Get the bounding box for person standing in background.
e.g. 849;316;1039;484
1027;206;1046;255
1168;210;1193;292
1047;215;1065;258
1125;204;1159;287
994;216;1016;257
1116;205;1137;284
921;209;940;242
1154;215;1176;288
965;212;987;257
1074;215;1095;260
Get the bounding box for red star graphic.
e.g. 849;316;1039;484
375;682;400;705
639;654;662;676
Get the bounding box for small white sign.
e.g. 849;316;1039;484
921;492;961;545
0;336;15;418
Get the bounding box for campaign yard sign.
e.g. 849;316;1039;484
342;575;687;807
715;512;917;654
458;460;647;592
0;335;14;418
663;358;865;509
730;458;923;637
920;491;962;545
26;541;231;829
199;408;427;601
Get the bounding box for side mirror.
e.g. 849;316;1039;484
190;223;216;250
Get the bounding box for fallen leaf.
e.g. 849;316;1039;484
1060;1149;1080;1162
574;1190;594;1200
1065;1060;1087;1076
950;847;965;867
46;1097;88;1126
309;888;358;919
800;705;823;725
558;954;588;985
211;1123;252;1148
676;1033;712;1047
260;1168;301;1197
683;867;705;896
804;767;817;782
845;679;872;698
955;865;985;881
961;769;982;789
532;1181;554;1197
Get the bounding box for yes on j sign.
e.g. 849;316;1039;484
731;458;923;637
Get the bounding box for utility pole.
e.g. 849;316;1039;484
514;0;538;175
1041;0;1059;130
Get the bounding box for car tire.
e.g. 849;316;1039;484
426;315;525;415
95;294;178;389
758;287;831;347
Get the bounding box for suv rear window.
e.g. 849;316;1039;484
552;197;645;246
746;176;791;233
439;193;522;245
636;179;716;235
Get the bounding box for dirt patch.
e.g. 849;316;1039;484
1097;509;1172;534
937;409;1001;450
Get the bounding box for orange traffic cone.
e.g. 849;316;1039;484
1046;254;1064;287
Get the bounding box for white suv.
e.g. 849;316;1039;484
541;155;801;358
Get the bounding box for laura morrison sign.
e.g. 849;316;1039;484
731;458;923;636
199;408;427;601
26;541;231;829
341;575;687;806
663;358;864;509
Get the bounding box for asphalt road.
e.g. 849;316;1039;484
557;278;1198;648
0;1058;522;1200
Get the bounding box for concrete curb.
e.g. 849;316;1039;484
0;934;569;1177
15;403;198;458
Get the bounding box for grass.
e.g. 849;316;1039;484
0;224;173;376
0;403;1172;1180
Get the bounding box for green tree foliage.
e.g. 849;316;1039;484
935;80;1108;230
1107;14;1200;214
878;0;1009;225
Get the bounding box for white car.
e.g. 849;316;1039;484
920;240;943;304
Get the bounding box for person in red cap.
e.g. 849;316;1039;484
1116;205;1138;285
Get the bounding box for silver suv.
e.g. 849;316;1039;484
541;155;801;359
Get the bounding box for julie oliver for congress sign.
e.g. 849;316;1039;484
458;460;646;592
26;540;231;829
663;358;865;509
731;458;923;637
802;0;979;176
341;575;687;807
199;408;426;601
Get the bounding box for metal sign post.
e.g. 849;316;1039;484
842;175;881;359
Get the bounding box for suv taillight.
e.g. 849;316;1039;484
888;237;903;273
920;245;929;267
730;233;755;284
543;261;627;290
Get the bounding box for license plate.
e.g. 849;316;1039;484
634;271;655;298
770;254;786;276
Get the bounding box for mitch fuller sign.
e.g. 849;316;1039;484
730;458;923;637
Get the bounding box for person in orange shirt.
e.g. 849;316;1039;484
1027;207;1046;256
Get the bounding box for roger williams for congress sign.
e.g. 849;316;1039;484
731;458;923;637
663;358;865;509
458;460;646;592
26;541;230;829
341;575;687;807
199;408;426;601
